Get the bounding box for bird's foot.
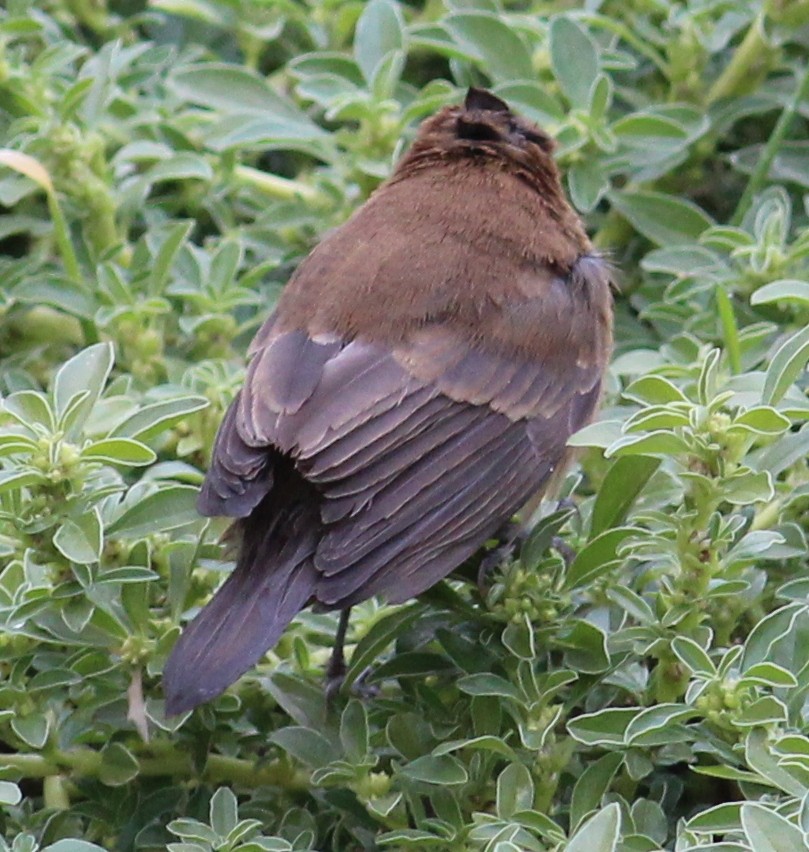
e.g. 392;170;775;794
325;661;379;701
551;535;577;568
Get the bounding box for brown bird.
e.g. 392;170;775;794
164;88;613;715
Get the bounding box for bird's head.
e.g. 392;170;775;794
399;87;556;174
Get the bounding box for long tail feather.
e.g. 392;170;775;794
164;488;319;715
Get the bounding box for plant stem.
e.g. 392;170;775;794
1;744;310;792
706;14;773;105
716;286;742;373
730;63;809;225
234;165;324;204
43;775;70;810
46;191;81;281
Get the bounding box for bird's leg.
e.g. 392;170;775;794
551;497;579;568
325;608;379;701
477;519;526;590
325;608;351;699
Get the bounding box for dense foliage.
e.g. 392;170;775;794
1;0;808;849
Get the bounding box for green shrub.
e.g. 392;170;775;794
1;0;808;849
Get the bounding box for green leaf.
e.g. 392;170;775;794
0;781;22;805
624;406;690;431
209;787;238;837
167;817;220;845
763;325;809;405
624;704;698;746
81;437;156;465
503;616;536;660
99;742;139;786
0;469;46;495
568;159;609;212
169;64;321;126
671;636;716;677
567;419;624;449
112;395;209;441
741;803;806;852
11;713;50;749
107;485;199;538
400;754;468;785
568;708;637;746
566;803;621;852
742;603;806;671
53;508;102;565
589;74;612;120
624;375;689;405
607;431;692;458
445;13;533;81
590;456;660;536
721;469;774;504
609;190;713;245
558;620;610;674
149;220;193;297
565;527;638;590
340;700;369;764
270;726;339;768
734;696;788;727
41;842;108;852
745;728;807;797
457;673;524;704
496;762;534;819
345;603;423;689
492;83;565;125
433;735;518;761
52;343;114;437
2;389;55;430
613;112;690;145
139;155;212;192
607;586;655;625
752;278;809;308
686;802;743;833
570;753;624;832
729;406;791;437
549;17;599;108
354;0;404;85
521;506;576;567
13;275;96;319
741;662;798;688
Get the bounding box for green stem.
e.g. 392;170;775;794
43;775;70;810
706;14;773;105
730;62;809;225
46;187;99;344
716;286;742;374
46;190;80;281
234;165;323;204
1;744;309;791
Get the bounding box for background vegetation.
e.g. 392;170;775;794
1;0;808;849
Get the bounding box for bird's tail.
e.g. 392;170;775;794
163;493;320;715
